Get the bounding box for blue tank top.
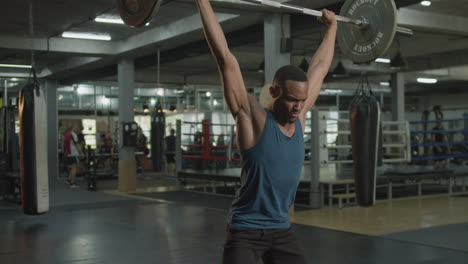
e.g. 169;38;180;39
228;110;304;229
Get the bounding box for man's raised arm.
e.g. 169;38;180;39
195;0;249;118
301;9;338;114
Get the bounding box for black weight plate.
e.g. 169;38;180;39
338;0;397;64
116;0;162;28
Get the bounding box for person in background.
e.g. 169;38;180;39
64;124;83;188
432;121;451;168
99;131;115;168
77;125;86;152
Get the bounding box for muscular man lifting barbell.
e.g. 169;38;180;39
195;0;336;263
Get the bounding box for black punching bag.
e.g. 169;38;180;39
18;70;49;214
349;81;381;207
151;102;165;171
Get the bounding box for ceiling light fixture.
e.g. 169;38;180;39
375;58;391;63
421;1;431;6
95;17;124;24
0;64;32;69
380;81;390;86
323;89;343;94
417;78;438;84
62;32;111;41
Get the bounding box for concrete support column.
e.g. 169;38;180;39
309;108;321;208
45;80;58;182
264;14;291;84
118;58;136;192
3;80;7;107
391;72;405;121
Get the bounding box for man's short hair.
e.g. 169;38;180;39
273;65;308;89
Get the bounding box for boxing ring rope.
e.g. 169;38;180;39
317;116;412;164
409;116;468;162
411;129;468;134
179;119;239;167
412;153;468;161
409;117;468;124
324;143;407;149
412;141;468;147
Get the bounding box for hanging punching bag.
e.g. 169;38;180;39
349;80;381;207
151;102;165;172
18;70;49;214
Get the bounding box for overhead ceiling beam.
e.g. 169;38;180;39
0;72;31;78
0;36;114;55
114;13;239;56
39;56;105;79
0;12;238;57
398;8;468;36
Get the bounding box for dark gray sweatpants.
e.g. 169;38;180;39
223;225;308;264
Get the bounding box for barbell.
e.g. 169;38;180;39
116;0;413;64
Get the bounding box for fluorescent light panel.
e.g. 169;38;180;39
375;58;391;63
380;81;390;86
62;32;111;41
95;16;149;26
421;1;431;6
417;78;438;84
95;17;124;24
323;89;343;94
0;64;32;69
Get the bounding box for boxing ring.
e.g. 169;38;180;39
174;111;468;208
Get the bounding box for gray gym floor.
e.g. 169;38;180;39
383;222;468;252
1;178;468;264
